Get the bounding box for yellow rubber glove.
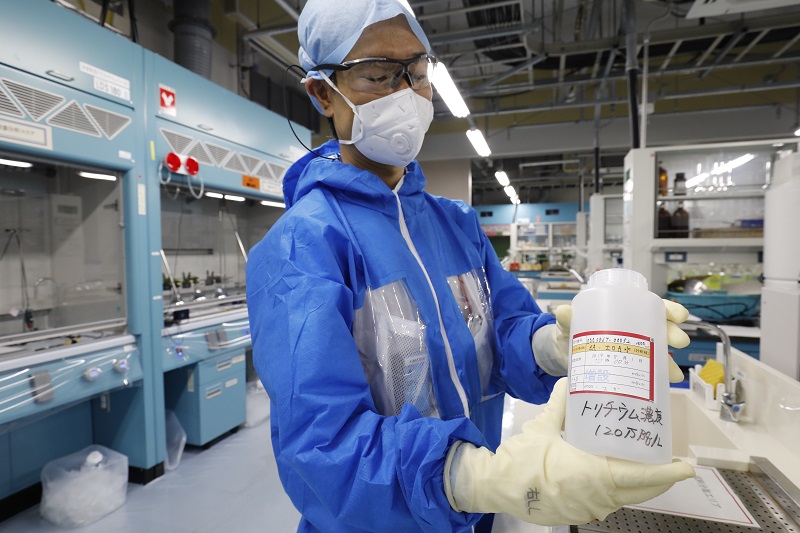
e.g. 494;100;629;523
532;300;691;382
444;378;696;526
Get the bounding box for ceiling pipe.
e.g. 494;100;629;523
464;50;800;97
641;2;673;148
428;23;539;46
623;0;640;149
472;53;548;92
418;0;521;21
698;27;748;79
462;78;800;118
273;0;300;20
169;0;215;79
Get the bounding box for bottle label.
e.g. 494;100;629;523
569;330;654;401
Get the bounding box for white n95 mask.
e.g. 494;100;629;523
320;73;434;167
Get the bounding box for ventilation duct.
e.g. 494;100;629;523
168;0;215;79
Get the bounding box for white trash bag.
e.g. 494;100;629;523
40;444;128;528
164;409;187;471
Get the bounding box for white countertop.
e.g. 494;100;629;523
491;346;800;532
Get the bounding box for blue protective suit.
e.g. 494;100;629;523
247;140;558;532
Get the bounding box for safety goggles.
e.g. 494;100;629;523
312;54;437;95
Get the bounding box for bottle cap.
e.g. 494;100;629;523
588;268;648;290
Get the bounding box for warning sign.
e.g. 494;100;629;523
242;176;260;190
159;85;176;117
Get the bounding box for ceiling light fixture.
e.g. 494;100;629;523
0;158;33;168
466;128;491;157
685;153;755;188
261;200;286;208
224;194;245;202
431;63;470;118
495;171;510;187
78;171;117;181
205;192;223;199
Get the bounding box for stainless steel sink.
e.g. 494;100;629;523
571;458;800;532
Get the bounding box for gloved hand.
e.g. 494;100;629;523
444;378;696;526
531;300;691;382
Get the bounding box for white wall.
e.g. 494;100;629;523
419;159;472;204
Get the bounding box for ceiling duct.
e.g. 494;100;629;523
464;0;527;63
169;0;215;79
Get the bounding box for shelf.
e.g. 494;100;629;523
657;190;765;201
650;238;763;251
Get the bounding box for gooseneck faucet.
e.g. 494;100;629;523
34;277;60;309
683;320;745;422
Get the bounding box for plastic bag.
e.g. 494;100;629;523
40;444;128;528
164;409;187;471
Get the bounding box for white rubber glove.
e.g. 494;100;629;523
531;300;691;382
444;378;696;526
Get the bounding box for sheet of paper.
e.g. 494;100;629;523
626;465;760;528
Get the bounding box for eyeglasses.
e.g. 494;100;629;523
312;54;437;95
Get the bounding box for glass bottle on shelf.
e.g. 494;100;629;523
657;202;672;238
658;162;669;197
674;173;686;196
671;202;690;238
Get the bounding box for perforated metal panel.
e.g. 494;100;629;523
205;142;231;167
223;153;247;174
84;104;131;140
186;141;215;165
239;154;261;175
576;468;800;533
46;100;101;137
252;161;272;180
267;162;287;181
160;128;194;154
0;85;24;118
1;78;65;121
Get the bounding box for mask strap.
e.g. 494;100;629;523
319;72;362;144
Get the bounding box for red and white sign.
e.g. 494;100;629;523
159;84;176;117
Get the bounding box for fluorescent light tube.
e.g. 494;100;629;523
205;192;223;199
0;158;33;168
495;171;510;187
466;128;491;157
686;153;755;188
224;195;245;202
431;63;470;118
503;185;516;198
795;127;800;136
78;171;117;181
261;200;286;208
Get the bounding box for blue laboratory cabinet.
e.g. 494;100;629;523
162;311;251;446
0;0;308;514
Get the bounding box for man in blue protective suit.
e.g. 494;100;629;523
246;1;696;531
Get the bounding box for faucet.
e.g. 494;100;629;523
34;277;60;309
684;320;745;422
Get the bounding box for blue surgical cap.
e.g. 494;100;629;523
298;0;431;113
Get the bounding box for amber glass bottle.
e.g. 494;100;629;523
672;202;690;238
658;163;669;197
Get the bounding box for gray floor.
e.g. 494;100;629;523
0;420;301;532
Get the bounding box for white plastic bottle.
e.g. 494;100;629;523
564;268;672;464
